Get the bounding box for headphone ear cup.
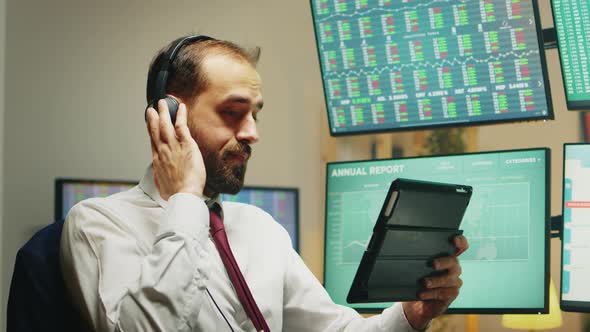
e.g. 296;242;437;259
144;97;179;124
164;96;179;124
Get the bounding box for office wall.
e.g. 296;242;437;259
2;0;323;327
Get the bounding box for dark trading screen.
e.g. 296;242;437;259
311;0;550;135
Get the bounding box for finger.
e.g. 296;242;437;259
419;286;460;301
454;235;469;256
153;170;160;191
432;257;462;277
149;137;159;162
174;103;193;143
424;274;463;289
146;107;161;146
447;261;462;277
432;256;459;271
157;99;176;144
146;107;160;161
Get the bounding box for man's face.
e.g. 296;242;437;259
185;54;263;196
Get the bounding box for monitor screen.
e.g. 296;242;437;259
310;0;552;135
56;180;300;251
222;187;300;251
552;0;590;109
55;178;137;221
324;148;549;313
561;144;590;312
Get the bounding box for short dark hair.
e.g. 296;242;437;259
146;36;261;105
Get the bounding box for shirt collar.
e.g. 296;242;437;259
139;164;225;216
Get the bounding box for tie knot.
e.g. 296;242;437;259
210;202;222;216
209;204;224;234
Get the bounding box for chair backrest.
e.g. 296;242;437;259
7;221;84;332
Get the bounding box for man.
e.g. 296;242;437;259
61;36;468;331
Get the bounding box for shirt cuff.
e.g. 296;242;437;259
380;303;432;332
157;193;209;242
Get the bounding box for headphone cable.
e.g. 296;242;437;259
206;288;235;332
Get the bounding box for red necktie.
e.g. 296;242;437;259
209;206;270;332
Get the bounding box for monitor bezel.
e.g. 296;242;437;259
225;186;301;253
560;143;590;312
581;113;590;142
54;178;138;222
550;0;590;110
309;0;554;136
323;147;550;314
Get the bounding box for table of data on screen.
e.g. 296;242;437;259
312;0;550;134
553;0;590;106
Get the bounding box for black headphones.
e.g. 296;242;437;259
145;35;216;124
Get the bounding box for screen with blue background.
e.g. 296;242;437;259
562;144;590;309
552;0;590;109
325;149;548;313
311;0;551;135
222;187;299;251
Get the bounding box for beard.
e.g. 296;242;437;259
203;141;251;195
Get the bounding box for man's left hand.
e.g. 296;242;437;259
402;234;469;331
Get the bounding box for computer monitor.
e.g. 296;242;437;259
55;180;300;251
561;144;590;312
54;178;137;221
222;187;300;252
310;0;553;135
324;148;550;314
552;0;590;109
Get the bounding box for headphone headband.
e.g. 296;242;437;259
152;35;217;104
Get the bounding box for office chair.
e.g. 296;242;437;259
7;221;84;331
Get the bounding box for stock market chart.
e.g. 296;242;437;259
311;0;552;135
553;0;590;109
324;149;549;312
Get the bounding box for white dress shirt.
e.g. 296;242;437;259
60;166;420;332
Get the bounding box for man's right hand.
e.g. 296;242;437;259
146;99;206;200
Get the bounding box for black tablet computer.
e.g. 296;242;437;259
347;178;472;303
